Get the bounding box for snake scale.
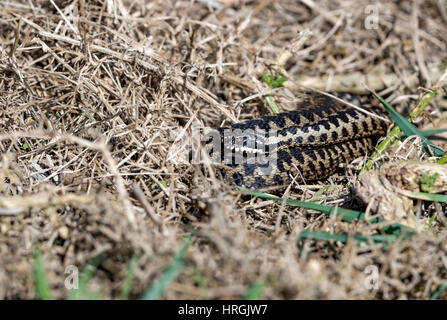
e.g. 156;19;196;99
205;93;388;189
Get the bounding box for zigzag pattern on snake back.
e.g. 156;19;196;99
205;93;388;189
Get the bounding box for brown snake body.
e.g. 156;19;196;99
206;93;388;188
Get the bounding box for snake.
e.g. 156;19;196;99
205;93;388;189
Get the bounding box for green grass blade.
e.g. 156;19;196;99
247;191;414;236
245;281;265;300
265;95;281;114
430;284;447;300
66;255;102;300
120;252;140;300
249;191;364;221
33;247;53;300
408;191;447;203
438;151;447;165
262;72;286;89
298;230;348;243
364;89;440;171
297;230;399;246
140;234;193;300
261;72;285;114
426;212;437;228
373;92;444;157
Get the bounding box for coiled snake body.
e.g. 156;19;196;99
206;93;388;188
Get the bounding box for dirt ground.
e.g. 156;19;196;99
1;0;447;299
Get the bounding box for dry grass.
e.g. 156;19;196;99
1;0;447;299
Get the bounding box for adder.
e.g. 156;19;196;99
205;93;388;189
